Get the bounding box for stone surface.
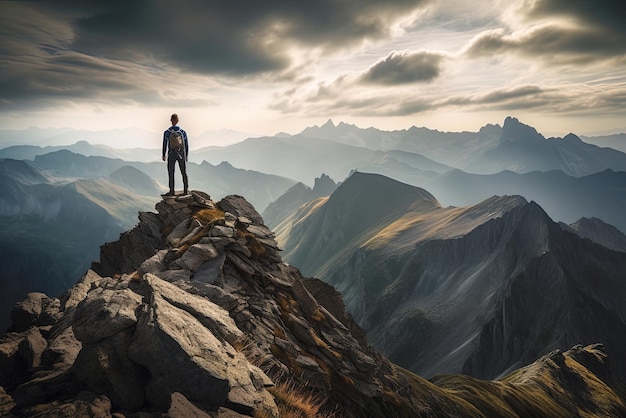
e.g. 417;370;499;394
73;288;142;344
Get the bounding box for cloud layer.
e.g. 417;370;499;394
1;0;624;133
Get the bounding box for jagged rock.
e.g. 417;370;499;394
13;368;79;409
167;218;192;246
138;249;169;276
10;293;60;333
0;333;28;389
192;254;226;285
73;328;147;411
60;269;108;311
178;243;219;271
218;195;264;225
40;321;81;369
73;287;142;345
0;386;14;417
127;287;276;414
18;327;47;369
157;269;192;283
17;390;112;418
93;211;165;276
141;274;244;346
167;392;212;418
212;225;235;238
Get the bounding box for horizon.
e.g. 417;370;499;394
1;116;626;150
1;1;625;141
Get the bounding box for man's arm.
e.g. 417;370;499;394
184;130;189;161
162;130;168;161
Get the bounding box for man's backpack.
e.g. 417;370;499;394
169;128;183;151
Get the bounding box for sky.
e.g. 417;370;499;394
1;0;625;143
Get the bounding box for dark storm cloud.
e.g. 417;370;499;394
1;0;430;109
465;0;626;63
465;25;625;63
524;0;625;36
50;0;430;76
360;51;445;85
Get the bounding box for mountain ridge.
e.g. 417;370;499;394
2;191;625;417
274;173;626;383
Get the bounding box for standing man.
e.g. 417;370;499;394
162;113;189;196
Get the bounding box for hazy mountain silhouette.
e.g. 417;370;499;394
274;172;626;382
0;127;159;148
299;119;503;168
33;150;128;178
299;117;626;177
424;168;626;234
0;158;48;185
0;141;164;163
107;165;161;197
582;133;626;153
463;117;626;176
28;150;296;212
262;174;338;229
565;217;626;253
193;134;450;185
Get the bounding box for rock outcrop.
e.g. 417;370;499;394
1;190;625;417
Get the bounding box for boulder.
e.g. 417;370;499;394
73;288;143;345
178;243;219;272
73;328;147;411
10;293;60;332
127;294;231;409
138;249;169;276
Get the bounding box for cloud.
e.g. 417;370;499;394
360;50;445;85
1;1;432;110
269;48;448;117
522;0;625;36
465;23;625;64
464;0;626;65
49;0;431;76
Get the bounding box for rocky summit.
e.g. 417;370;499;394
1;191;626;417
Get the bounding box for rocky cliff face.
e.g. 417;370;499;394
1;191;626;417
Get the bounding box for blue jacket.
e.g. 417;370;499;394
163;126;189;159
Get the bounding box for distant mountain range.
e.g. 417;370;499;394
582;133;626;154
0;126;255;150
297;117;626;177
273;172;626;382
423;168;626;234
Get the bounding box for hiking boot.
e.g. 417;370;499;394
161;191;175;197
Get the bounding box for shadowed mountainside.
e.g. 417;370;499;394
274;172;626;383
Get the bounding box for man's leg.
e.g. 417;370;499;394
167;154;176;194
179;156;189;194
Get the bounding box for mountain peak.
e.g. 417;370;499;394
312;173;337;196
322;118;335;129
501;116;545;143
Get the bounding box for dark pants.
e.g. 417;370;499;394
167;151;188;193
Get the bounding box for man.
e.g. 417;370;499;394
162;113;189;196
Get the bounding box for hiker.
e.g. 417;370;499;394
162;113;189;196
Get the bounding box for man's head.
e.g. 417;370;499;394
170;114;179;125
